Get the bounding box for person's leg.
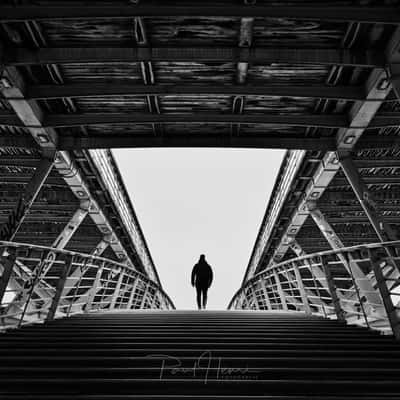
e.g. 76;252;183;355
202;287;208;309
195;285;202;310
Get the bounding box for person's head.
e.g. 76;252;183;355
199;254;205;261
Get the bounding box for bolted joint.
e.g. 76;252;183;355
305;200;318;212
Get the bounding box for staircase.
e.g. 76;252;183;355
0;310;400;399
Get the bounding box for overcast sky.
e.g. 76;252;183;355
114;148;284;310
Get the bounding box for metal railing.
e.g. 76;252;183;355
229;241;400;338
0;241;174;331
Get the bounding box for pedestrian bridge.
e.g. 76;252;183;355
1;1;400;398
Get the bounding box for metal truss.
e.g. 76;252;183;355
229;241;400;339
244;27;400;281
0;57;159;283
0;241;174;331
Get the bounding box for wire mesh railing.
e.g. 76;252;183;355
0;241;174;330
229;241;400;338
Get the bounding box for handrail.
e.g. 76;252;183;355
0;241;175;331
228;240;400;338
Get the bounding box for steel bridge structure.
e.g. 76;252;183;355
0;0;400;341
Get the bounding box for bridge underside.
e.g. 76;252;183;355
1;2;400;151
1;1;400;337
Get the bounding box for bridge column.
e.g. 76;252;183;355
140;283;149;309
46;255;73;321
338;151;398;243
85;261;104;312
369;249;400;339
250;284;259;310
292;261;311;315
91;235;113;256
273;271;288;311
289;238;330;291
0;248;16;303
320;256;345;321
110;271;124;309
259;279;272;310
127;278;139;309
306;201;384;309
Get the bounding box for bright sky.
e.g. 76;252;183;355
113;148;284;310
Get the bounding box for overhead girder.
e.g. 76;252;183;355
1;5;399;24
1;47;386;68
0;113;349;129
25;83;379;102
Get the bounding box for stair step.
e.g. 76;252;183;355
1;378;400;395
0;310;398;397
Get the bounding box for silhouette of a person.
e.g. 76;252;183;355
191;254;213;310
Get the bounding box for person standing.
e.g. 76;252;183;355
191;254;213;310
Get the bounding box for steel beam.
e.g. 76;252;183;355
57;135;336;151
46;254;73;321
273;271;288;311
26;83;370;102
91;235;112;257
52;200;91;249
338;151;399;242
0;248;16;303
1;5;399;24
320;256;345;321
110;271;124;309
127;278;139;309
42;113;349;129
369;249;400;339
0;157;54;241
306;201;384;308
259;279;272;310
250;286;259;310
85;261;104;312
3;47;384;68
139;283;149;309
0;67;58;154
292;262;311;315
53;152;133;266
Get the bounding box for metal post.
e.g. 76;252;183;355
0;248;16;303
127;277;139;309
150;287;159;309
259;278;272;310
46;255;73;321
251;283;259;310
307;200;383;308
110;271;124;309
343;252;370;329
292;261;311;315
273;270;288;311
85;261;104;312
18;250;49;327
369;249;400;339
320;256;345;321
139;282;149;309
